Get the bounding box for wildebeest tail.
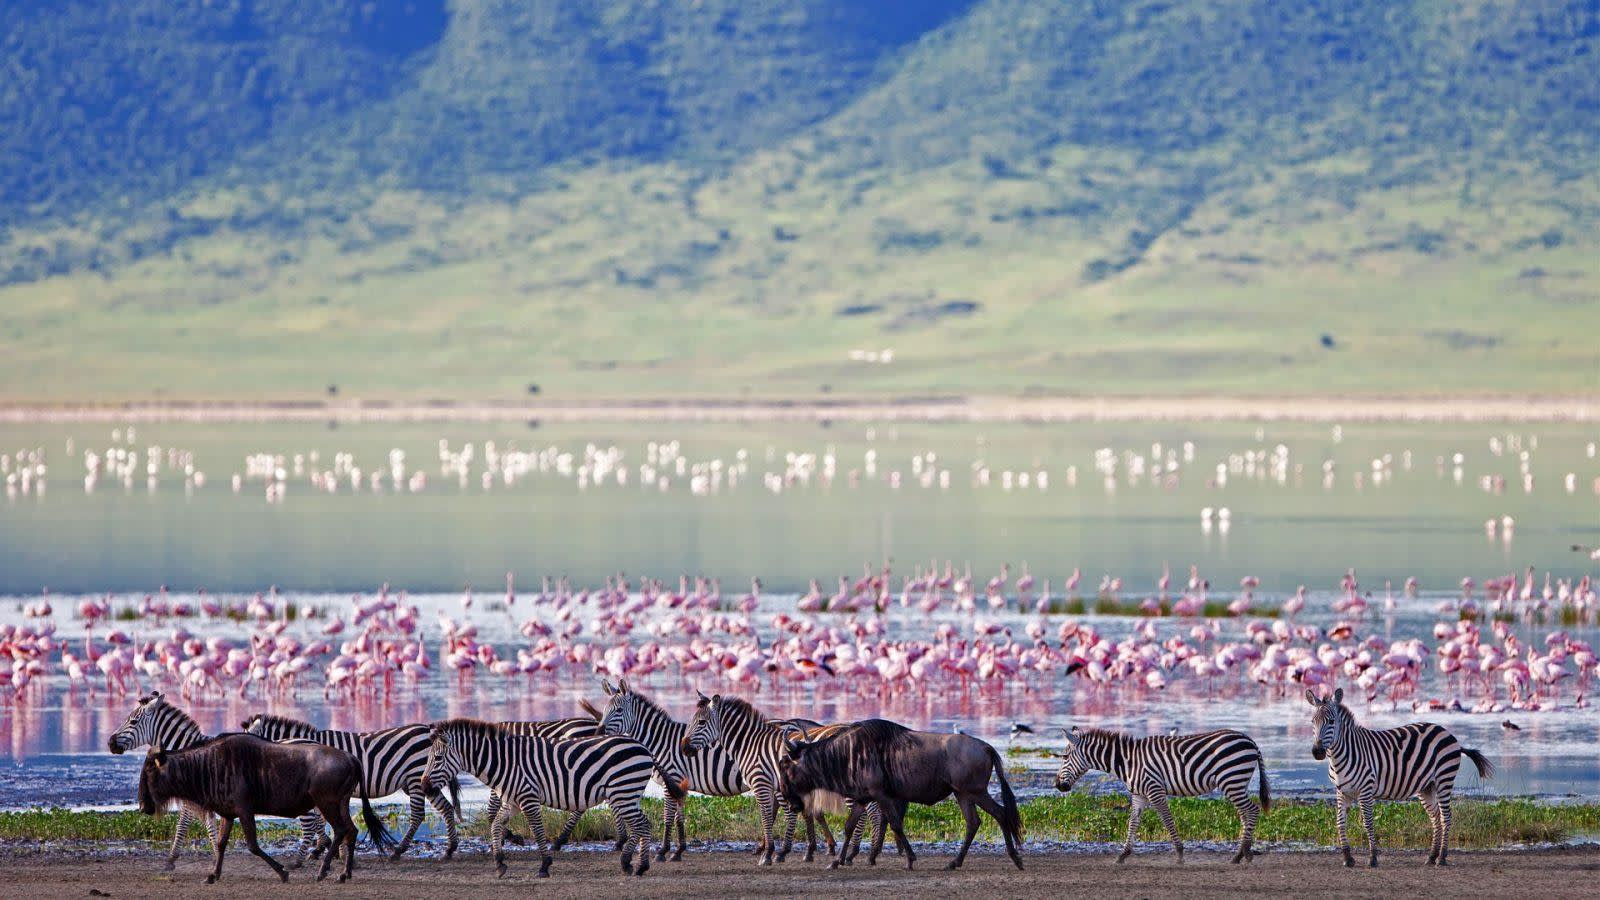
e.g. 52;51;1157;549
356;764;395;852
1257;753;1271;814
804;789;850;817
985;744;1024;842
1463;747;1494;780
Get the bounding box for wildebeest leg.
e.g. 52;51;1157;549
239;813;288;883
317;799;357;883
866;802;892;866
973;793;1023;870
829;804;866;870
391;785;428;859
814;811;836;859
947;795;981;870
878;796;917;870
206;817;233;884
427;789;460;859
516;797;554;878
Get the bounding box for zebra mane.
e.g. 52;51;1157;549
145;696;202;734
1075;727;1124;743
255;713;316;733
714;695;766;724
621;687;675;722
436;717;510;740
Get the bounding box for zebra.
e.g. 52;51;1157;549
109;692;322;869
1054;725;1270;864
684;691;852;866
242;713;459;860
421;718;662;878
1307;687;1493;867
474;709;606;849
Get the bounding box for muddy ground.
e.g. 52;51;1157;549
1;844;1595;898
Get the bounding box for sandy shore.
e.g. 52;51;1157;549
0;394;1595;424
0;845;1594;898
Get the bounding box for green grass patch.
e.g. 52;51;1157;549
9;797;1596;850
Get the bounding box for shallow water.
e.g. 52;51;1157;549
0;420;1596;808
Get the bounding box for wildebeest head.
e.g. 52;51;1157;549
777;735;819;810
597;677;640;738
137;747;170;815
1053;727;1091;792
108;691;166;754
682;692;720;757
1306;687;1345;760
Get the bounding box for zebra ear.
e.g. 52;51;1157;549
1333;687;1344;705
1061;727;1079;748
696;690;709;704
619;677;630;694
601;679;616;696
1304;689;1320;706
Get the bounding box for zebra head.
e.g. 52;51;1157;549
598;677;641;738
1306;687;1346;760
108;691;166;754
1053;726;1092;792
682;691;722;757
422;723;463;792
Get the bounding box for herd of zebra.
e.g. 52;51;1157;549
110;683;1493;881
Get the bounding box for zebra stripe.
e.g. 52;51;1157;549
422;719;655;878
242;713;459;859
1307;688;1492;867
480;715;603;847
1056;725;1269;864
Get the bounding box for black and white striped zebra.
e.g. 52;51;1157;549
684;692;840;866
1307;687;1493;867
242;713;459;860
1055;724;1269;864
421;718;660;878
479;710;605;849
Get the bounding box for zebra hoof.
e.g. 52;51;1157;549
495;864;508;879
163;860;177;873
337;874;350;884
1437;858;1450;867
205;875;219;885
945;859;962;871
1369;859;1379;869
828;861;841;871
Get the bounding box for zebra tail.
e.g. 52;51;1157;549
1257;754;1271;814
1463;747;1494;780
357;765;396;853
448;776;462;817
984;744;1024;842
658;766;689;802
578;698;604;723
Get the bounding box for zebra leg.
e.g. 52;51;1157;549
1436;793;1454;866
756;787;779;866
1118;795;1146;864
551;809;585;850
1420;789;1441;865
1228;784;1260;864
947;795;981;870
614;797;653;877
166;806;197;871
656;796;676;862
515;798;554;879
426;790;460;859
239;812;288;883
1149;791;1182;863
775;797;801;863
674;796;688;861
486;791;523;846
291;812;323;867
866;802;892;866
490;802;516;878
391;789;427;859
1358;793;1379;868
1335;793;1355;867
207;817;233;884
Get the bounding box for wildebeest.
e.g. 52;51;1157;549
777;718;1024;871
137;733;392;883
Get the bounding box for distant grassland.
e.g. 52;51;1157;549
6;796;1597;849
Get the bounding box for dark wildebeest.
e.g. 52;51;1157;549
777;718;1024;871
137;733;392;883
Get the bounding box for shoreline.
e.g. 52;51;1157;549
0;394;1595;424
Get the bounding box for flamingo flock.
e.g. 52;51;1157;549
4;563;1596;723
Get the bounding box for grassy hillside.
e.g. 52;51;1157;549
1;1;1596;402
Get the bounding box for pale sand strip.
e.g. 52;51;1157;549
0;394;1595;424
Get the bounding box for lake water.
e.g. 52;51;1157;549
0;419;1596;809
